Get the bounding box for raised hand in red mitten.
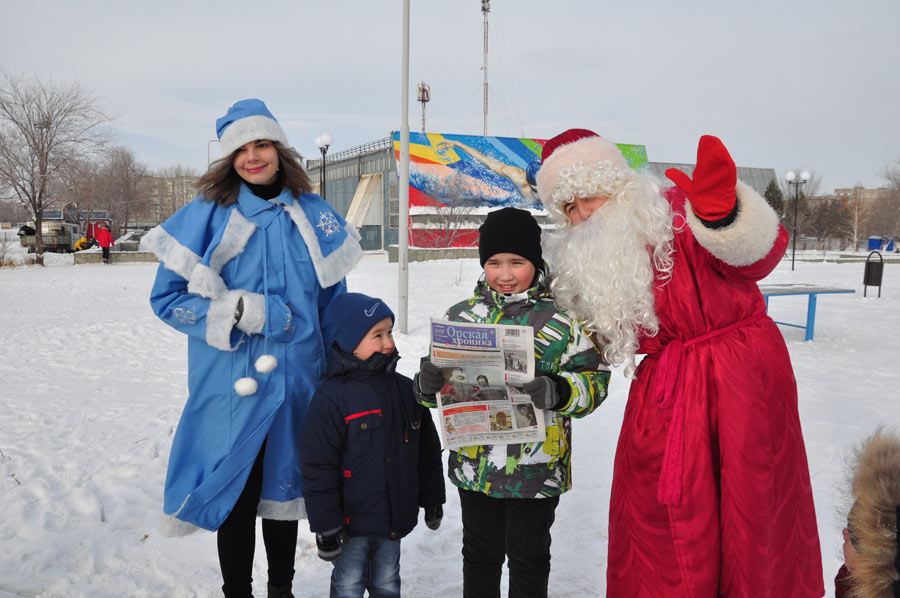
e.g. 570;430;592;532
665;135;737;221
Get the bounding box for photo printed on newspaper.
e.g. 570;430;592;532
429;318;545;450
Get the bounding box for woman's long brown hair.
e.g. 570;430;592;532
196;141;313;206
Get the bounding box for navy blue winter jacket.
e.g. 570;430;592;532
299;346;445;540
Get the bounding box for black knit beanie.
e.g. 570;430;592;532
478;208;543;269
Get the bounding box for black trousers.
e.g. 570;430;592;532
101;246;110;262
458;487;559;598
217;445;298;598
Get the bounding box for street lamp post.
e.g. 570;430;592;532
314;133;333;202
785;170;811;271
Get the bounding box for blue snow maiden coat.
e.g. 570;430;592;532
140;185;362;536
299;347;446;540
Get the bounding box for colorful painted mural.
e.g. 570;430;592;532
392;131;649;247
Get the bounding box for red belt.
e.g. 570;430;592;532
650;311;767;506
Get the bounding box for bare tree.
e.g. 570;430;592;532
868;159;900;244
883;159;900;190
840;185;869;251
99;146;150;234
0;71;110;263
804;198;847;251
866;194;900;243
0;198;29;223
57;157;108;235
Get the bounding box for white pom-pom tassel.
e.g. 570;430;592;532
255;354;277;374
234;377;258;396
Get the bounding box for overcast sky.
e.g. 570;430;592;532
2;0;898;193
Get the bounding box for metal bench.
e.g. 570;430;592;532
758;284;855;341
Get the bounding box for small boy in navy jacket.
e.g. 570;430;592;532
299;292;445;598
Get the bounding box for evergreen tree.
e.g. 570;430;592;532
764;179;784;217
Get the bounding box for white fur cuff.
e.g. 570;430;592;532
236;292;266;335
207;290;244;351
686;180;780;267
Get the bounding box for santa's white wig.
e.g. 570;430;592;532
538;130;675;376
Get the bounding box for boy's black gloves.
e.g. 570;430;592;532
416;361;444;395
522;376;569;410
316;526;350;561
424;505;443;530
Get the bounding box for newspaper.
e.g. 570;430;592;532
429;318;545;450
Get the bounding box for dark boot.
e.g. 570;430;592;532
267;583;294;598
221;583;253;598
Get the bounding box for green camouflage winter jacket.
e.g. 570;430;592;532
418;272;610;499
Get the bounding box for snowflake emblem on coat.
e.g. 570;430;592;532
173;307;197;325
316;211;340;236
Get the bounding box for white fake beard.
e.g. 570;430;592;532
543;175;675;377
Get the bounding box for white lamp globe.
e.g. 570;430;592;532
315;133;333;149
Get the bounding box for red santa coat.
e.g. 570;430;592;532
606;185;824;597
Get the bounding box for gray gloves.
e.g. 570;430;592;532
416;361;444;396
522;376;567;411
316;526;351;561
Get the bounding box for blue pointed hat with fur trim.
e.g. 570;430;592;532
216;99;290;157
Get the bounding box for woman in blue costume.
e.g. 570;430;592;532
141;99;362;598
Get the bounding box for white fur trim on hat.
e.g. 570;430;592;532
219;115;289;157
536;136;631;214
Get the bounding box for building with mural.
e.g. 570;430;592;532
306;132;777;252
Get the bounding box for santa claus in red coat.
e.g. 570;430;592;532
535;129;824;598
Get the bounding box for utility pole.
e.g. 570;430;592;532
482;0;490;136
399;0;411;333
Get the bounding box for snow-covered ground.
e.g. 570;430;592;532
1;251;898;597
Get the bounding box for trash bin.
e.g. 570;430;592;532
864;251;884;297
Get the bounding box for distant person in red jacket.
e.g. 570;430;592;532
95;223;114;264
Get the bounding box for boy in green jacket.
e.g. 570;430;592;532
414;207;610;598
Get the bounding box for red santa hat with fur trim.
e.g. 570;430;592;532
535;128;632;221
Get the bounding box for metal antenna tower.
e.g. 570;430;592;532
417;81;431;133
